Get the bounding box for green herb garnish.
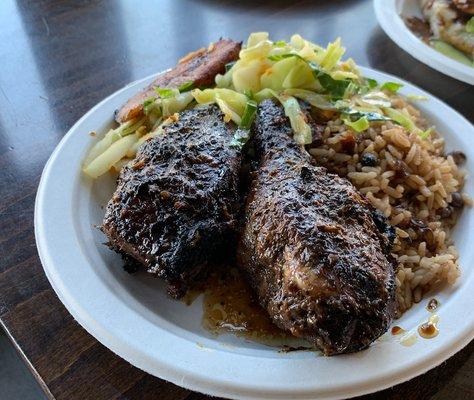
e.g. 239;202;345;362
315;71;351;99
274;40;287;47
178;81;194;92
154;87;175;99
366;78;378;89
267;53;303;62
244;89;255;100
343;116;370;133
381;81;403;93
239;99;258;130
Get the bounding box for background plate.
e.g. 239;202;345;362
35;67;474;400
374;0;474;85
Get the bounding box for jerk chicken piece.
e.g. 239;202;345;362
237;100;396;355
115;39;241;123
103;105;241;298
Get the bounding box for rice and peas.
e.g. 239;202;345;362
308;96;470;315
83;32;470;315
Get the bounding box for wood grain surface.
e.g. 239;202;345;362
0;0;472;399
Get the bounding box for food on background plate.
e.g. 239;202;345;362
404;0;474;66
237;100;396;355
83;32;470;353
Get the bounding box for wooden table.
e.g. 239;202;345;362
0;0;472;399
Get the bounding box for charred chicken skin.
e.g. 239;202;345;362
237;100;397;355
103;105;241;297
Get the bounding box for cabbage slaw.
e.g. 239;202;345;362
83;32;428;179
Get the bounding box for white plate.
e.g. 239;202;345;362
35;67;474;400
374;0;474;85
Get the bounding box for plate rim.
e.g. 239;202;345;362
35;67;474;400
373;0;474;85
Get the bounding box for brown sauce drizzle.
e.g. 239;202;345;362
197;267;297;345
426;298;439;312
391;326;405;335
418;323;439;339
418;315;440;339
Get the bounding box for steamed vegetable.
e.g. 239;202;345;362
382;107;423;136
343;116;370;133
278;94;312;144
83;133;139;178
84;32;434;180
83;117;145;167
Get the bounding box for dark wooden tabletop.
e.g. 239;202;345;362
0;0;472;399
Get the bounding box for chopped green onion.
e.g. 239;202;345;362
366;78;378;89
466;17;474;34
274;40;287;47
244;89;255;100
178;81;194;92
343;116;369;133
267;53;302;62
239;99;258;130
381;81;403;93
304;61;352;99
154;87;176;99
419;127;434;140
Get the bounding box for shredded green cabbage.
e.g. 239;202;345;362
382;107;422;135
318;38;345;71
84;32;438;180
277;94;312;145
283;89;335;110
343;116;370;133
